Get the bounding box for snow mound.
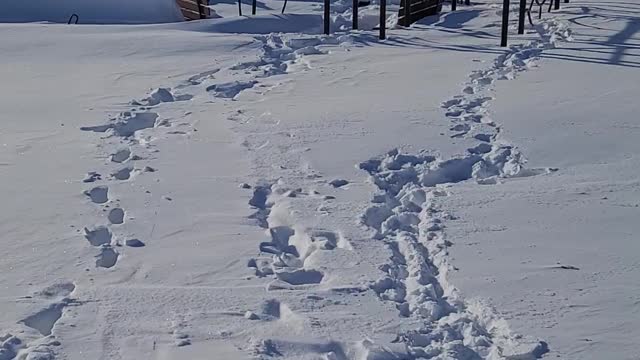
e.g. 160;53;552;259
1;0;183;24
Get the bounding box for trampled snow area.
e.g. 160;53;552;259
1;0;639;359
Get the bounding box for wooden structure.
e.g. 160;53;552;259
176;0;210;20
398;0;443;26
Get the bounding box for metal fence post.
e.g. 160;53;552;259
452;0;457;11
518;0;526;34
324;0;330;35
380;0;386;39
501;0;510;46
554;0;560;10
404;0;411;26
252;0;257;14
353;0;359;29
238;0;242;16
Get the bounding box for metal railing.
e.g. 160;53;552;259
67;14;79;24
502;0;570;46
234;0;561;45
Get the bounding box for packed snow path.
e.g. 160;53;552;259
1;0;639;359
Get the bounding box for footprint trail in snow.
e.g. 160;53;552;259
357;17;573;360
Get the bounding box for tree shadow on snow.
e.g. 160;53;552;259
434;9;482;29
185;14;323;34
540;0;640;68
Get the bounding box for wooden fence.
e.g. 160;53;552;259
176;0;210;20
398;0;443;26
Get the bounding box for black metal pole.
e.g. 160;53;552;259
452;0;457;11
554;0;560;10
68;14;79;24
324;0;330;35
238;0;242;16
281;0;288;13
404;0;411;26
564;0;569;3
465;0;470;4
252;0;257;14
380;0;386;39
518;0;526;34
353;0;358;29
500;0;510;47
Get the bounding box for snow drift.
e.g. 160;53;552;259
1;0;184;24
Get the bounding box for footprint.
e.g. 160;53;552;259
473;77;494;87
441;98;462;108
135;88;193;106
0;334;23;360
82;172;102;183
113;112;159;137
248;258;274;277
252;339;282;357
450;124;471;132
112;166;133;181
183;68;220;86
176;337;191;347
467;143;493;155
84;226;112;247
463;114;484;123
206;80;258;99
249;185;273;229
20;303;66;336
474;133;493;142
308;230;352;251
84;186;108;204
445;109;463;118
256;299;294;320
125;239;145;247
108;208;125;225
81;112;159;138
96;247;119;268
110;148;131;163
142;88;175;105
329;179;349;188
275;269;324;285
420;156;483;187
169;319;192;347
262;226;296;255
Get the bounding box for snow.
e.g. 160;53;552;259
1;0;183;24
1;0;639;359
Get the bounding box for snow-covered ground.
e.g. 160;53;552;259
1;0;638;359
1;0;183;24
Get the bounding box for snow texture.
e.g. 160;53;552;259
1;0;638;359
